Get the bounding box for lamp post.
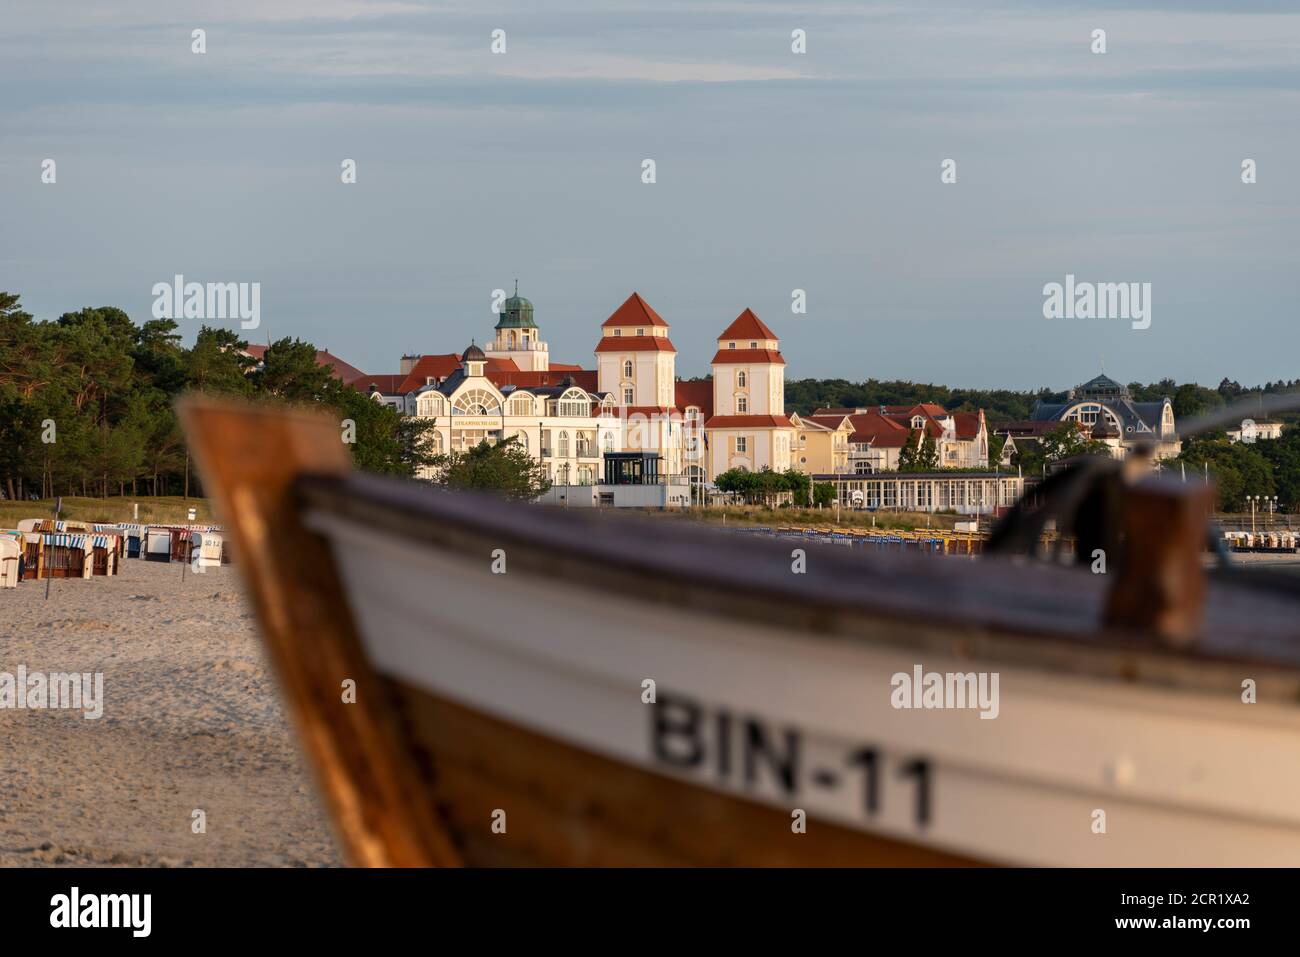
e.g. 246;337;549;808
1250;495;1260;536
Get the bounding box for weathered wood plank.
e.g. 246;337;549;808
178;399;461;867
390;681;980;867
1105;477;1211;645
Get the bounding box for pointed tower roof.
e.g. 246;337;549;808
718;308;778;342
601;292;669;328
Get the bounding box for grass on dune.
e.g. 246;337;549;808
0;496;216;528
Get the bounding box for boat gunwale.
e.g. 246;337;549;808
295;471;1300;685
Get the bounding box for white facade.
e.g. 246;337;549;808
411;297;798;500
415;372;621;488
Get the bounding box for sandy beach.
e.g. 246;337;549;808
0;559;342;867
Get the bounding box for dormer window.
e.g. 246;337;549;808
912;416;924;429
749;341;757;348
613;329;622;336
728;342;736;350
637;328;645;336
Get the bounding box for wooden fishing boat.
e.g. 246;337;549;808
181;399;1300;867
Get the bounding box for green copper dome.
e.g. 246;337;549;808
495;282;537;330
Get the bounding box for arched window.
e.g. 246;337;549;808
623;360;634;379
453;389;501;415
1065;403;1118;428
578;466;593;485
558;389;591;417
602;431;614;453
511;431;528;451
737;371;747;388
431;431;444;454
558;431;570;457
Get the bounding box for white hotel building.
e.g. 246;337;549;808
380;290;1007;511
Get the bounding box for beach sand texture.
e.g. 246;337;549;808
0;559;342;867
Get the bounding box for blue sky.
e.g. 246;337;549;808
2;1;1297;389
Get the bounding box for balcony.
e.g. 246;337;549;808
496;339;548;352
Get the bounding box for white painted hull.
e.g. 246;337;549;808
307;509;1300;866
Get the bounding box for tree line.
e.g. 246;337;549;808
0;291;429;501
784;376;1300;425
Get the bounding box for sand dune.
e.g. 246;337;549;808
0;560;342;867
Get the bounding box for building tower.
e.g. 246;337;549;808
594;292;676;409
706;308;796;477
486;281;549;372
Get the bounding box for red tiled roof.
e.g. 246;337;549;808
883;412;945;438
595;337;676;353
718;308;778;343
601;292;669;329
397;354;523;393
710;349;784;365
703;414;797;429
243;345;367;383
397;354;462;394
489;369;599;392
885;403;948;418
802;414;851;431
350;374;406;394
549;362;585;371
674;380;713;420
952;411;984;440
846;411;912;447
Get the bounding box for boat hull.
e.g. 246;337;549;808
309;509;1300;867
387;679;975;866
